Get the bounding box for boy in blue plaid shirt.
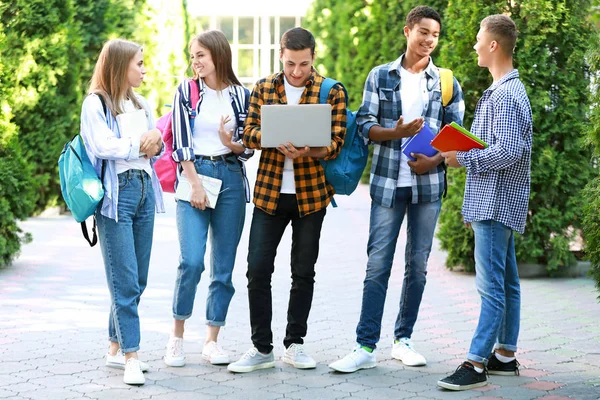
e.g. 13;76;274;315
438;14;533;391
329;6;465;373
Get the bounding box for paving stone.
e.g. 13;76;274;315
0;375;26;388
285;388;350;400
85;388;150;400
157;376;213;391
0;389;16;399
16;389;84;400
2;183;600;399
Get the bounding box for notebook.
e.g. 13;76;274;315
260;104;332;148
401;122;438;161
175;173;223;209
430;122;488;152
116;109;147;157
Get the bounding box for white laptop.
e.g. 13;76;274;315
260;104;332;148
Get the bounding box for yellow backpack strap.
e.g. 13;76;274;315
439;68;453;107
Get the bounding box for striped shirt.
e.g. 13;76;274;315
457;70;532;234
243;69;347;217
356;55;465;207
171;78;254;201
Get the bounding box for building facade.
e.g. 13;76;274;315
188;0;314;87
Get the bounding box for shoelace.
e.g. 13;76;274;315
168;339;183;356
125;358;140;370
450;362;488;380
399;339;416;352
288;343;305;355
242;347;258;360
212;342;226;356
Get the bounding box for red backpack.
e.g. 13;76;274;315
155;78;201;193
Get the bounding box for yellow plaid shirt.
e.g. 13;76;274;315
243;69;347;217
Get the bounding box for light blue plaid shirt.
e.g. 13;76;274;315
356;55;465;207
457;70;532;234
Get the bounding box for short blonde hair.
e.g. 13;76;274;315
481;14;518;56
89;39;144;116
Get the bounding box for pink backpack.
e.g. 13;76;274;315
155;79;201;193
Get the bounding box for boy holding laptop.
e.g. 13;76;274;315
228;27;347;373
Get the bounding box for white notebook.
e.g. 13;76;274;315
116;109;147;157
175;173;223;209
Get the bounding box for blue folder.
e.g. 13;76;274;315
401;122;437;161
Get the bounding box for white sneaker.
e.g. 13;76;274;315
391;337;427;366
202;341;230;365
227;347;275;373
282;343;317;369
164;336;185;367
123;358;145;385
105;349;149;372
329;345;376;373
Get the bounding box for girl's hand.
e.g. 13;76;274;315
140;128;162;156
190;181;209;210
218;115;234;147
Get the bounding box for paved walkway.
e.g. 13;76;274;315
1;159;599;399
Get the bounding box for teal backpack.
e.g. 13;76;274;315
319;78;368;200
58;96;107;246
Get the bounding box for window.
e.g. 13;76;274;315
189;15;304;88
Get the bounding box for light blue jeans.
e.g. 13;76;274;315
468;220;521;364
97;170;156;353
356;187;441;349
172;155;245;326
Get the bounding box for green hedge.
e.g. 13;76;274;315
306;0;448;184
437;0;596;273
582;38;600;298
307;0;597;274
0;0;149;266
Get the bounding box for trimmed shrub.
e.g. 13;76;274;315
437;0;596;273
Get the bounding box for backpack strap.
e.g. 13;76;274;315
319;78;348;107
439;68;453;107
80;94;109;247
187;78;202;131
437;69;453;200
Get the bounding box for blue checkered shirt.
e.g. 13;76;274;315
356;55;465;207
457;70;532;234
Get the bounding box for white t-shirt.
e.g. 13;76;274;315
280;76;305;194
115;99;152;176
398;67;426;187
193;85;236;156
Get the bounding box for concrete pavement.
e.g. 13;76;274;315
1;158;599;399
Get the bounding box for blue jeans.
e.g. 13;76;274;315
97;170;156;353
356;187;441;350
246;195;326;354
172;156;246;326
468;220;520;364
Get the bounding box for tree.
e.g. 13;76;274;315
0;14;36;266
437;0;596;273
2;0;82;212
131;0;188;117
582;36;600;298
307;0;448;110
306;0;448;181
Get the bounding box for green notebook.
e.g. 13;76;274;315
449;122;488;148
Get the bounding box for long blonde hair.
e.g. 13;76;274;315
189;30;242;87
89;38;144;117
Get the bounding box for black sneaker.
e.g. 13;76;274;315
487;353;520;376
437;361;487;391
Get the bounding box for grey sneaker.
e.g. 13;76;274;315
282;343;316;369
227;346;275;373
